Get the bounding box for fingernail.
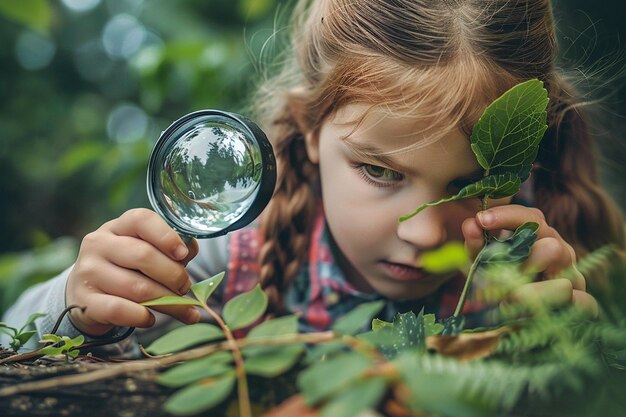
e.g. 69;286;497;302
179;279;193;295
174;244;188;260
185;309;200;324
478;211;495;227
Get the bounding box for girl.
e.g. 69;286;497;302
3;0;624;351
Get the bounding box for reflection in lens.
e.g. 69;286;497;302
157;119;262;233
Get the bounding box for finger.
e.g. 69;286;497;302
96;233;192;295
507;279;573;310
93;263;200;324
572;289;599;319
181;238;199;266
103;208;189;261
477;205;559;239
76;292;156;330
462;217;485;259
522;237;573;278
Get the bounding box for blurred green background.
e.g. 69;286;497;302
0;0;624;315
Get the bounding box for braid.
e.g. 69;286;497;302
258;114;318;313
534;74;625;288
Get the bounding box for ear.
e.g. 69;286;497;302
303;130;320;164
287;89;320;164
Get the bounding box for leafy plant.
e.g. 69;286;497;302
39;333;85;360
0;312;46;351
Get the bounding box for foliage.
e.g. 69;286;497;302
137;249;626;417
0;312;46;351
39;333;85;359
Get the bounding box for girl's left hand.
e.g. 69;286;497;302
461;204;598;317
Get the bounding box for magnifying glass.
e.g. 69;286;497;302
146;110;276;241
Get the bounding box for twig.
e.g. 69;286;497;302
0;331;335;397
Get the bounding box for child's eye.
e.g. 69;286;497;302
353;163;404;187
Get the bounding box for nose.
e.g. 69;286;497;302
396;206;448;250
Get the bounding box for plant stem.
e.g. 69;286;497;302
453;196;490;318
200;303;252;417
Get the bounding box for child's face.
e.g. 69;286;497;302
305;104;509;300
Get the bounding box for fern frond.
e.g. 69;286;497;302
562;245;616;281
395;351;575;414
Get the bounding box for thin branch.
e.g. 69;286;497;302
0;331;335;397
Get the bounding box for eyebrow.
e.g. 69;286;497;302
343;140;411;173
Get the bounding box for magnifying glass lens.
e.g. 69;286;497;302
159;119;262;233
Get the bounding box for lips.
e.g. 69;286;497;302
379;260;431;282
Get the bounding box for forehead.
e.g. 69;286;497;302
328;103;470;154
323;104;482;176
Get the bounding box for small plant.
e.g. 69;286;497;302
39;333;85;360
0;312;46;351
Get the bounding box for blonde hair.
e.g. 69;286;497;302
252;0;625;310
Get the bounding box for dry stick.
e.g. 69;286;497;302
0;331;335;397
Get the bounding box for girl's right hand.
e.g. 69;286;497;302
66;208;200;336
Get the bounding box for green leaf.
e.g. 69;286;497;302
0;0;52;33
164;372;236;416
40;334;62;343
146;323;224;355
364;311;442;358
441;316;465;336
371;318;392;331
14;330;37;347
141;296;202;307
243;315;299;356
305;340;347;363
331;300;385;335
222;284;268;330
157;352;232;387
478;222;539;267
298;352;373;405
64;335;85;349
470;79;548;180
320;377;388;417
400;173;521;221
421;242;470;274
244;344;304;377
190;271;224;304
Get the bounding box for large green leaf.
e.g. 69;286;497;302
222;284;268;330
400;80;548;222
470;79;548;180
157;352;232;387
190;271;225;304
331;300;385;335
164;372;236;416
298;352;373;405
320;377;388;417
244;344;304;377
243;315;299;356
145;323;224;355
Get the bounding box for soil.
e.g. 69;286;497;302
0;347;175;417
